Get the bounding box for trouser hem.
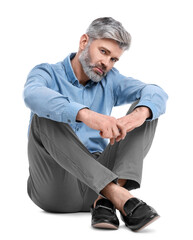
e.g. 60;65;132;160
97;176;118;197
117;175;141;191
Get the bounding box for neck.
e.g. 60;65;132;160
71;53;89;86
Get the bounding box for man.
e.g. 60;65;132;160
23;17;168;231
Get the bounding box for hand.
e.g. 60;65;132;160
115;107;151;142
76;108;126;145
76;107;151;145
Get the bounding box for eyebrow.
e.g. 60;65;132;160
101;47;120;61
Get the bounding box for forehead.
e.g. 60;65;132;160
90;38;124;57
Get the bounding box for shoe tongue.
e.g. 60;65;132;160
96;198;114;209
123;198;141;215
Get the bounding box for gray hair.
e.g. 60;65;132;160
86;17;131;51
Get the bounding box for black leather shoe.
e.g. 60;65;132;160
90;198;119;229
120;198;160;231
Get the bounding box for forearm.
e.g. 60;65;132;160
23;85;88;123
133;106;152;120
24;63;89;124
116;106;152;136
76;108;90;122
76;108;108;130
114;74;168;120
135;84;168;120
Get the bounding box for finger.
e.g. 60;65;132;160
112;126;121;139
116;133;125;142
100;131;108;138
100;129;113;139
110;138;115;145
116;125;127;141
120;127;127;139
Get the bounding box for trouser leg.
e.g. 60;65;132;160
27;114;118;212
27;117;85;212
97;102;158;191
27;102;158;212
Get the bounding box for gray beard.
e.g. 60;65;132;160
79;45;106;83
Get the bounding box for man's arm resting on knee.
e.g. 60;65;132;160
76;108;126;145
115;106;151;142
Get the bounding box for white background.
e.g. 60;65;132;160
1;0;193;239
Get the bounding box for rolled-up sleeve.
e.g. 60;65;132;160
134;84;168;120
112;70;168;120
23;64;88;123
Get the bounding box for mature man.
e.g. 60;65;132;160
23;17;168;231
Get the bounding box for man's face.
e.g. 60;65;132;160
79;38;124;82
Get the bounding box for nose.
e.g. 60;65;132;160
100;57;110;69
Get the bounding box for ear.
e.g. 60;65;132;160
79;34;90;50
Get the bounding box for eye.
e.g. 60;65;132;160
111;58;117;63
100;49;106;54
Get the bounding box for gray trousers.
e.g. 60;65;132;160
27;103;158;213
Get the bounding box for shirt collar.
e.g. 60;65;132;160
63;53;78;85
63;53;97;88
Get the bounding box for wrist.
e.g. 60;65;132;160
134;106;152;119
76;108;90;122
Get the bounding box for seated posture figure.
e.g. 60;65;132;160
23;17;168;231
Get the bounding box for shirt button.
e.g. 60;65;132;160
67;119;71;123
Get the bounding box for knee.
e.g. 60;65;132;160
28;179;64;212
38;186;67;213
28;180;82;213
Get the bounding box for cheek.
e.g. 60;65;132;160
88;48;99;63
107;62;115;71
93;54;101;64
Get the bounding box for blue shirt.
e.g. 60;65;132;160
23;53;168;153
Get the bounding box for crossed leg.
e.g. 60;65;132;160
27;102;157;213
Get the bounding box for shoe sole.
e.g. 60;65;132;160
131;215;160;232
92;222;118;230
121;212;160;232
135;215;160;231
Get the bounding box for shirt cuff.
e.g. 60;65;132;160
135;100;158;121
61;102;89;124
